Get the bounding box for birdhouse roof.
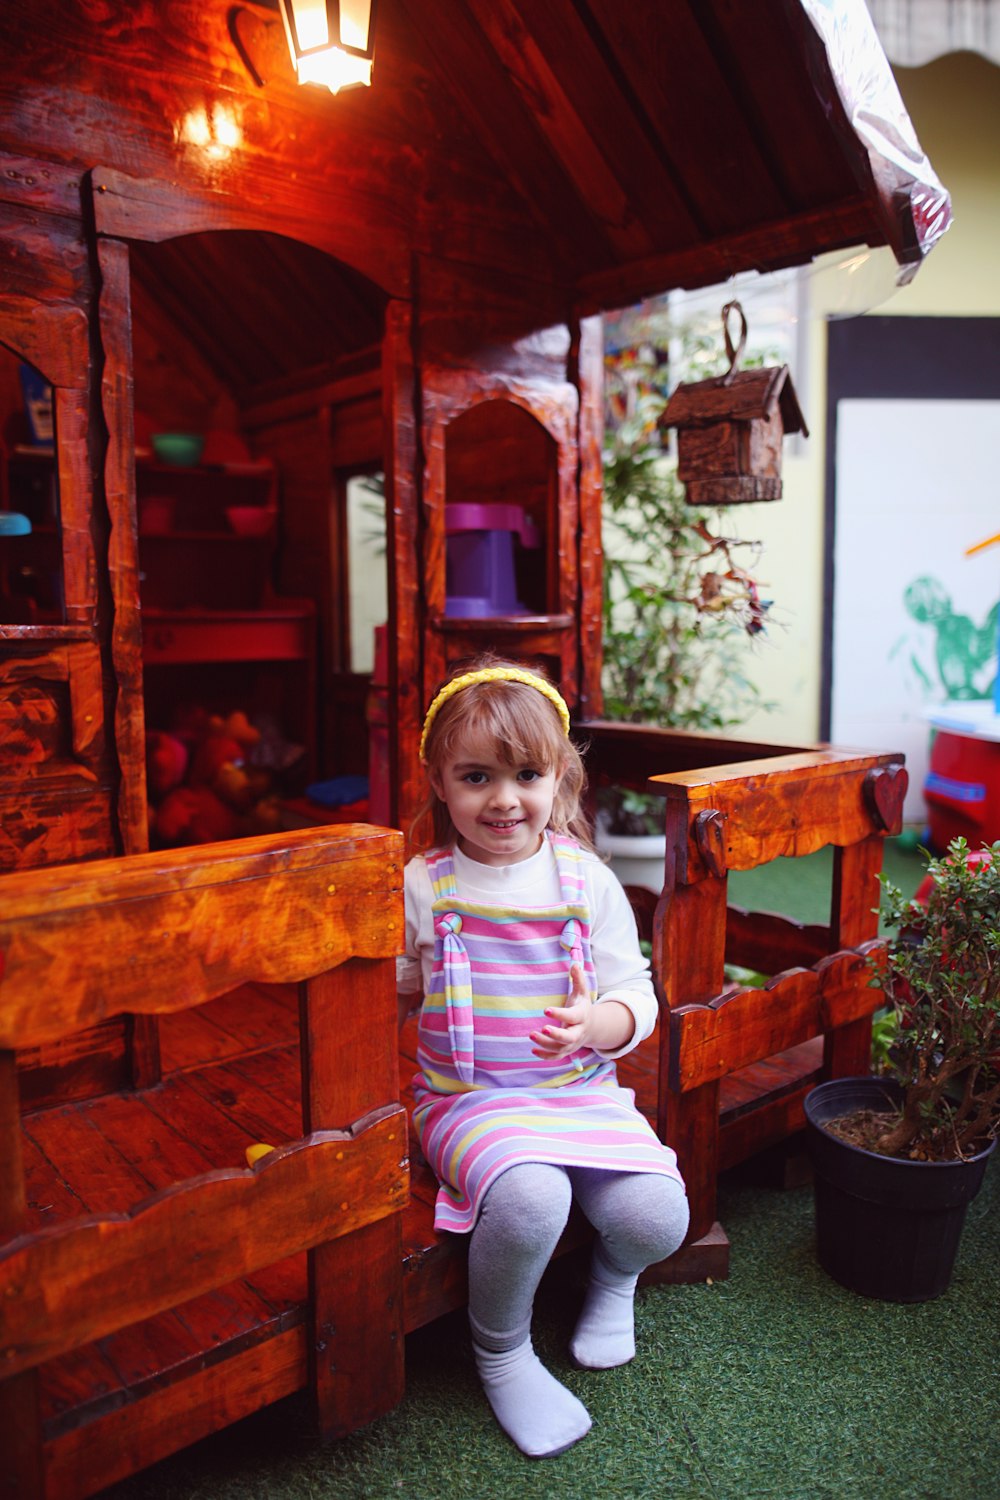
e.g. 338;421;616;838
662;366;809;437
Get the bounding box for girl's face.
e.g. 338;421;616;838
430;735;563;866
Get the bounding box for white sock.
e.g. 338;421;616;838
473;1337;592;1458
569;1254;639;1369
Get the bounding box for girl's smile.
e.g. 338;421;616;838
432;743;563;866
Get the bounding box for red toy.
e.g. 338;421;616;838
147;708;275;847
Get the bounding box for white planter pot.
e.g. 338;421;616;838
595;828;667;895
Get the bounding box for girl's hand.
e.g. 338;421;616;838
530;964;636;1061
530;962;592;1060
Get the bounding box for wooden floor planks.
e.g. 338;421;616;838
26;995;309;1437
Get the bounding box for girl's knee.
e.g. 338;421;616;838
617;1174;688;1265
477;1163;572;1249
589;1172;689;1271
652;1175;689;1260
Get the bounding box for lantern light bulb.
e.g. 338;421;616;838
296;47;373;93
279;0;375;94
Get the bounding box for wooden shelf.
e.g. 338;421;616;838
142;606;314;664
134;453;318;778
137;458;274;479
0;622;96;641
433;612;573;632
139;529;274;542
431;613;575;667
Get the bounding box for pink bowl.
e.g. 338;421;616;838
225;505;275;537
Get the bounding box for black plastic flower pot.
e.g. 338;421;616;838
803;1076;996;1303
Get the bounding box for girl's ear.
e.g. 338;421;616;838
428;766;445;801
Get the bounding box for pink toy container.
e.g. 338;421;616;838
444;503;540;618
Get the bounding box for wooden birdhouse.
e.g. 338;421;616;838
661;301;808;505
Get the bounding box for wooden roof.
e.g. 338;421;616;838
0;0;950;391
412;0;949;308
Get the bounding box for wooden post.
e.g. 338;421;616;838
382;299;422;834
300;957;405;1439
658;875;728;1245
824;833;885;1078
575;315;605;719
0;1050;44;1499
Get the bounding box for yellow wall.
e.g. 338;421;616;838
888;53;1000;318
737;51;1000;747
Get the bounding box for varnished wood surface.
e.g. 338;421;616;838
670;946;882;1092
42;1332;308;1500
0;826;403;1048
0;826;408;1498
0;0;932;334
641;743;896;1252
9;978;823;1462
3;1108;407;1379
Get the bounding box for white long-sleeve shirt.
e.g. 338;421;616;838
396;838;658;1060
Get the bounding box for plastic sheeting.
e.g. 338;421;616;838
799;0;952;279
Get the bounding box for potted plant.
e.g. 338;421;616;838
596;326;771;889
804;836;999;1301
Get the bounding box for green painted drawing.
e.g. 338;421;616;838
898;576;998;701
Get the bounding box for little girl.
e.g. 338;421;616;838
398;656;689;1459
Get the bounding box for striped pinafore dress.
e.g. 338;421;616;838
411;832;682;1233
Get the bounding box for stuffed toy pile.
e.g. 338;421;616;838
146;708;283;846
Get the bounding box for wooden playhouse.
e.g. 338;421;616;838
0;3;946;1494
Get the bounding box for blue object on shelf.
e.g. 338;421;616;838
19;364;54;446
306;774;370;808
0;512;32;536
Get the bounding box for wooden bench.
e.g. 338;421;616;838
581;723;907;1281
0;826;407;1500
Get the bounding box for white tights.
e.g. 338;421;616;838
467;1163;689;1458
469;1161;689;1348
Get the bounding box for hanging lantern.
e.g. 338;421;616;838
277;0;376;94
661;302;808;505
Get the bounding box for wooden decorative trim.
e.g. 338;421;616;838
90;166;410;299
0;827;404;1047
670;943;883;1091
95;232;149;860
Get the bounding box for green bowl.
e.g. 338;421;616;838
151;432;205;467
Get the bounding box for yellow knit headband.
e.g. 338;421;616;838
419;667;571;762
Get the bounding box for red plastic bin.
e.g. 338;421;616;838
924;702;1000;851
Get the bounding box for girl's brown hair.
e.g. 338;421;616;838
412;655;594;853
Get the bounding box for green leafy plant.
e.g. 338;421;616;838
602;439;769;729
870;1007;900;1074
859;837;1000;1161
599;327;773;833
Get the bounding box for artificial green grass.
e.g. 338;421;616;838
105;1154;999;1500
727;835;929;931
